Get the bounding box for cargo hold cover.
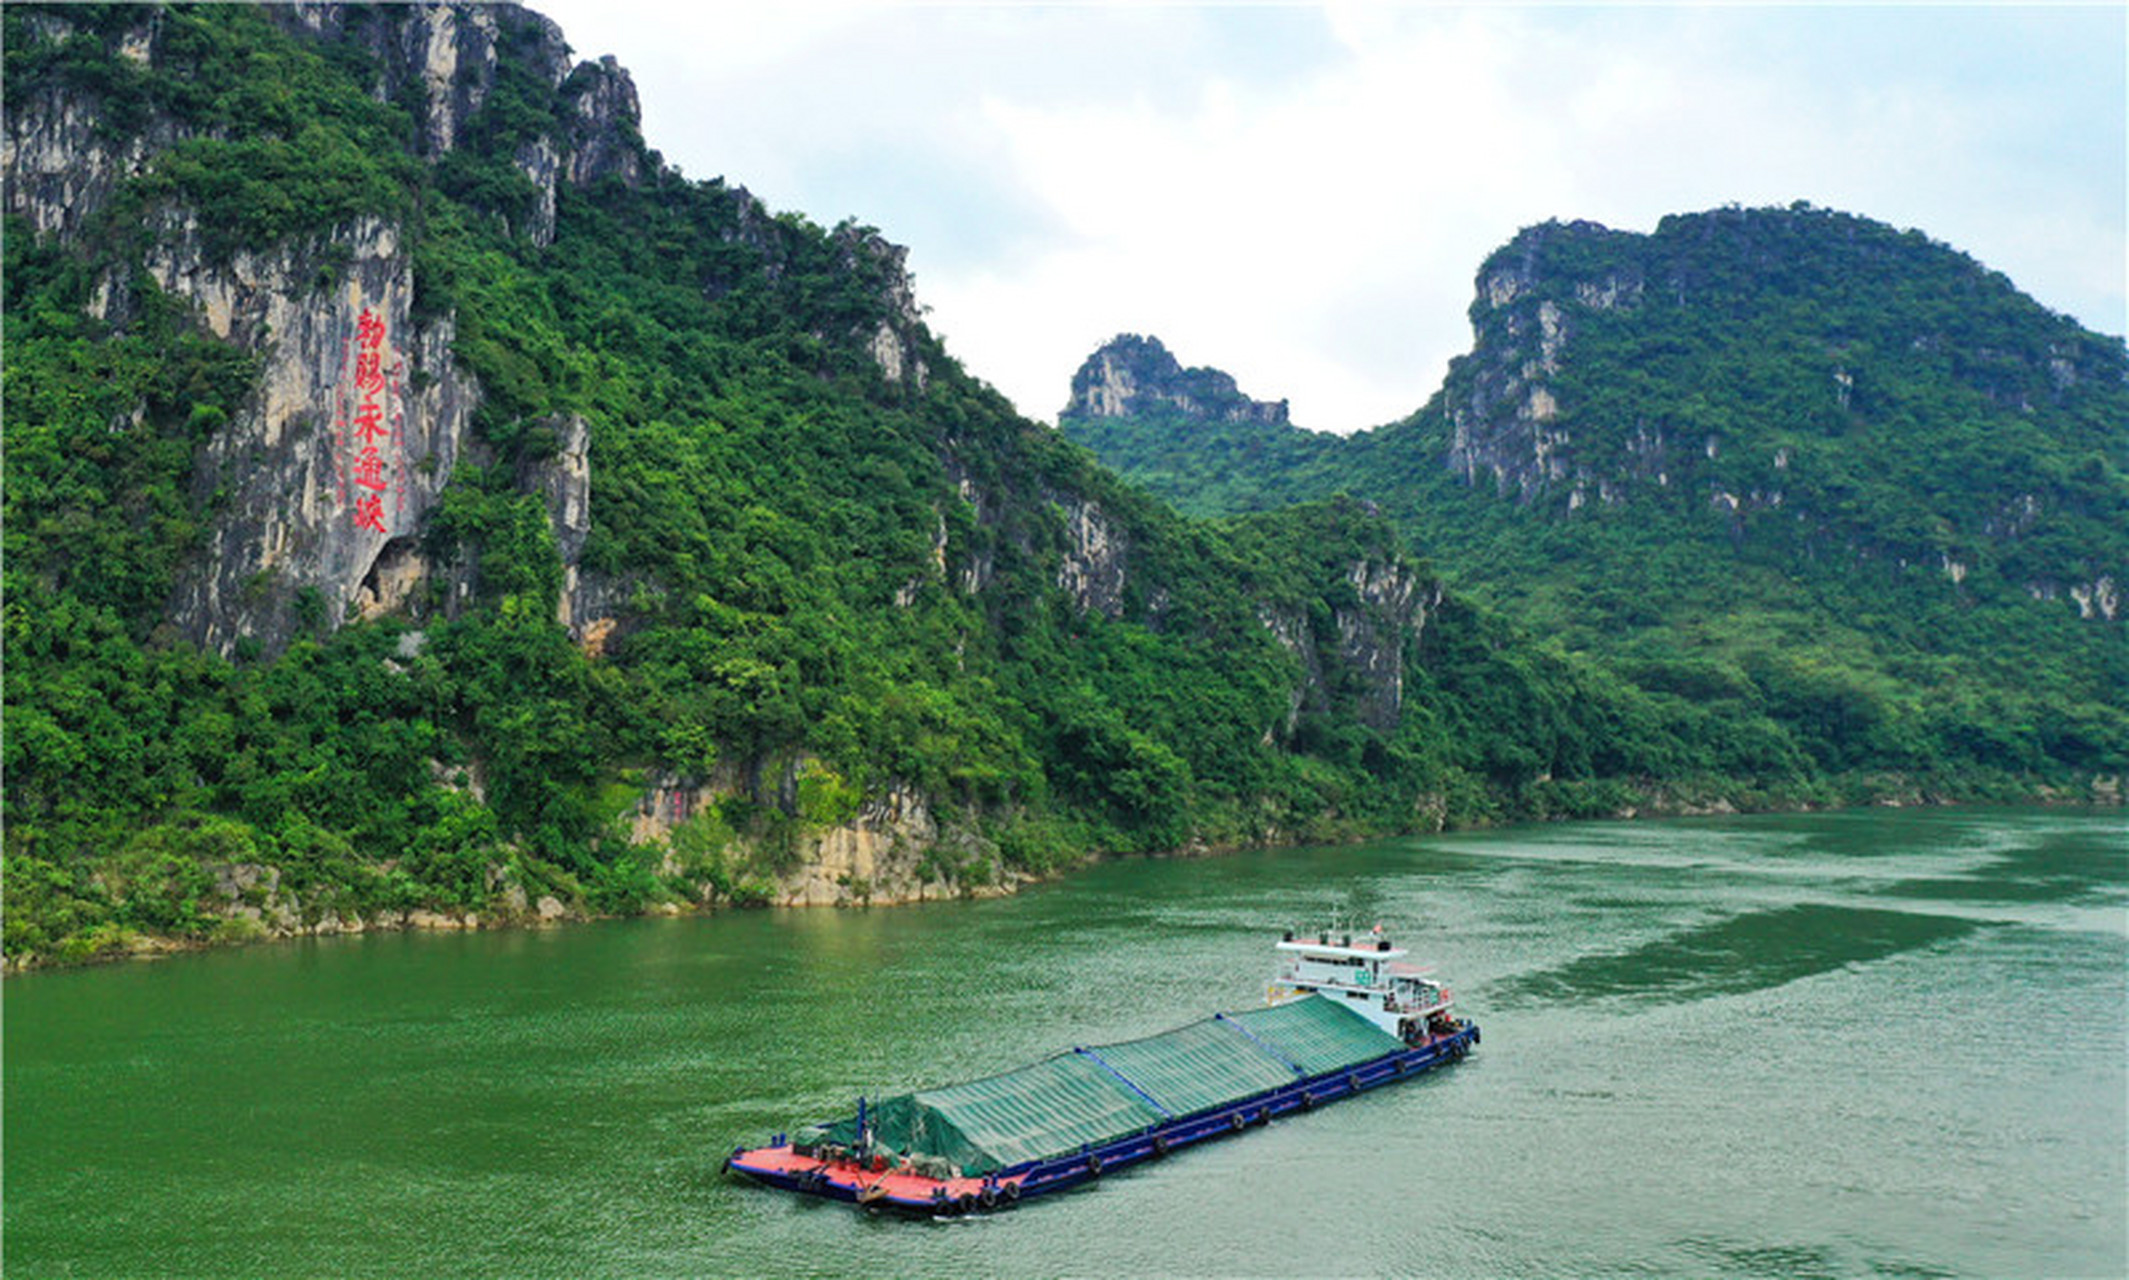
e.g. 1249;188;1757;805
818;995;1404;1175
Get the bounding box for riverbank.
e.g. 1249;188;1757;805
6;769;2118;974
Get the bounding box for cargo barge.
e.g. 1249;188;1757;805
725;930;1478;1214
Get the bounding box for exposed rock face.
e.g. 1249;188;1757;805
946;451;1437;739
1435;209;2127;627
189;750;1021;928
1053;495;1129;619
1259;557;1441;737
189;4;916;657
940;446;1130;619
6;2;1480;961
1446;220;1644;503
1065;334;1289;426
133;210;483;656
10;4;648;245
1255;606;1321;742
561;56;645;189
523;414;592;573
0;9;246;242
2;3;661;657
776;786;1004;907
2070;577;2120;622
3;72;187;237
629;766;1013;907
834;223;930;390
1452;218;1802;516
513;412;626;643
275;4;561;151
934;457;999;596
276;4;634;246
1336;559;1436;730
211;862;301;933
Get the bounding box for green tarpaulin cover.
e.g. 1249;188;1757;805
1221;993;1405;1077
1082;1015;1296;1118
820;995;1403;1175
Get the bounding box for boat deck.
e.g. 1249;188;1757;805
728;1144;1023;1210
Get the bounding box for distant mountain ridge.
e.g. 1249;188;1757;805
1431;207;2124;592
1063;204;2129;786
1069;208;2126;599
1063;333;1289;427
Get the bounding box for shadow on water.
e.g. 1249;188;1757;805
1870;822;2128;906
1676;1237;1960;1280
1494;903;1982;1009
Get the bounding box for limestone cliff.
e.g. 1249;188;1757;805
1;2;660;657
1433;209;2127;616
1065;333;1289;426
3;10;193;240
1052;493;1130;619
627;764;1014;908
190;762;1014;942
1442;218;1674;506
1053;206;2126;815
270;2;601;246
1259;555;1441;738
148;212;485;654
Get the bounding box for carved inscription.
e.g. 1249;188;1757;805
334;306;405;533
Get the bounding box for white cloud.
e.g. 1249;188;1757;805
934;9;1575;430
532;2;2125;433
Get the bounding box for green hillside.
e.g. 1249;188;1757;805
1063;208;2129;791
1;3;1751;968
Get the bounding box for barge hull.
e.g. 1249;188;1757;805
727;1022;1478;1215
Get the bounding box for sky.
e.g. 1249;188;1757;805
528;2;2127;434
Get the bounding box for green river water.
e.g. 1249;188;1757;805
6;808;2124;1278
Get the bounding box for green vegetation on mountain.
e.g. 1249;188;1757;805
1064;209;2129;794
1;4;1764;968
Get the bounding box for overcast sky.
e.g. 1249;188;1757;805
529;1;2127;434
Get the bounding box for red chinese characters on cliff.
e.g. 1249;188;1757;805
334;306;404;535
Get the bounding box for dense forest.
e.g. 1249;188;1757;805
0;3;1690;968
1063;210;2129;805
5;6;2120;971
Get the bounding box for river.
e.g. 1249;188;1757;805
6;808;2124;1277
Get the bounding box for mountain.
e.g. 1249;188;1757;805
1063;206;2129;791
1063;333;1291;428
3;3;1710;968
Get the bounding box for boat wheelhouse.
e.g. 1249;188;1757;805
1266;928;1459;1045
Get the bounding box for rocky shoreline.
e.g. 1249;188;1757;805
8;772;2118;975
